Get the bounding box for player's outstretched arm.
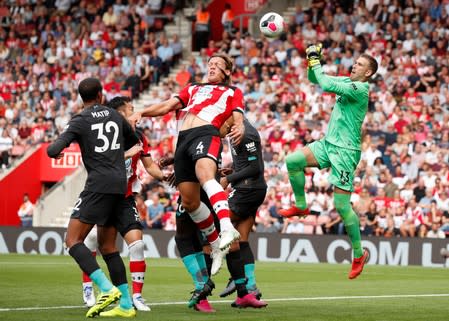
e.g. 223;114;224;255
309;65;366;100
47;118;80;158
138;97;182;118
141;155;165;181
47;139;67;158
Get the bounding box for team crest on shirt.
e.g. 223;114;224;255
195;86;213;99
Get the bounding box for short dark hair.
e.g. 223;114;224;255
108;96;132;111
78;78;103;102
361;53;378;78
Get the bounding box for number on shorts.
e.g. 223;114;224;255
195;141;204;154
339;170;350;185
132;206;139;222
91;121;120;153
73;197;82;212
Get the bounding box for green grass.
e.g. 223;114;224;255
0;254;448;321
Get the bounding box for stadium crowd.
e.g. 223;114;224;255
0;0;179;168
2;1;449;239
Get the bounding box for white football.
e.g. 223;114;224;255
259;12;284;38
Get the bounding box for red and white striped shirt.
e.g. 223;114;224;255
125;132;150;197
177;83;244;130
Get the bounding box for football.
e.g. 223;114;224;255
259;12;284;38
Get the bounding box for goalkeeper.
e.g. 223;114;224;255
279;44;378;279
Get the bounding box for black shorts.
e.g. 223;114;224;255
228;188;267;218
174;125;222;185
175;191;219;246
71;190;124;226
114;195;143;236
71;191;142;234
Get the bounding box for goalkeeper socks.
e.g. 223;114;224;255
334;193;363;258
90;269;113;293
240;242;256;290
195;251;209;281
286;151;308;209
182;254;204;290
117;283;133;310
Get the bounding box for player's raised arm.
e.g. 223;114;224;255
137;97;183;118
47;117;81;158
307;46;377;101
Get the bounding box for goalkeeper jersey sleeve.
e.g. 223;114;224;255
309;65;369;151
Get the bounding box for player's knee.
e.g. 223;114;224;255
182;198;200;213
333;198;350;214
128;240;145;261
286;151;306;172
97;242;118;255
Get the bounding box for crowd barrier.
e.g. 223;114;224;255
1;227;448;268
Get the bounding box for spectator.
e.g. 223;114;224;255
146;194;164;229
17;193;34;227
426;222;445;239
193;3;210;51
282;216;304;234
221;3;234;33
0;128;12;170
359;214;373;236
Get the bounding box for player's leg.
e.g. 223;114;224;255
66;219;121;318
124;229;150;311
178;181;224;275
117;195;151;312
195;157;240;250
82;227;97;307
236;217;259;293
280;143;322;217
175;202;215;312
328;144;368;279
97;225;136;317
66;192;121;318
227;190;267;308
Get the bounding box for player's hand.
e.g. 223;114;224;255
163;171;176;187
306;43;322;67
218;167;233;177
128;112;142;127
158;157;174;168
220;176;229;189
228;122;244;146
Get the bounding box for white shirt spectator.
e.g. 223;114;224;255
362;144;382;166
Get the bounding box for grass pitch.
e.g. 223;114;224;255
0;254;448;321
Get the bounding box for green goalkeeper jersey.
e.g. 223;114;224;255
308;65;369;151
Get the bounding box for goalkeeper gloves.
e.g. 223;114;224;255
306;43;322;68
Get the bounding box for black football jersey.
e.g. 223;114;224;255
229;119;267;190
48;104;138;194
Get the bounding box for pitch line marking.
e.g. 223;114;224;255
1;294;449;312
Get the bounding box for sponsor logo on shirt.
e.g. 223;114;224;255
245;141;257;152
